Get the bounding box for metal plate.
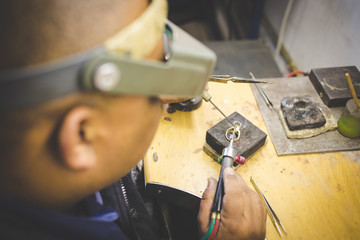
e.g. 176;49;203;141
251;77;360;155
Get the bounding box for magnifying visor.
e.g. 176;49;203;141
0;0;216;110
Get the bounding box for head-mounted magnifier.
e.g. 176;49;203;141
0;0;216;110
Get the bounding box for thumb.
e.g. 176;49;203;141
223;167;247;193
198;177;217;235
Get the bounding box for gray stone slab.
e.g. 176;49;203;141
251;77;360;155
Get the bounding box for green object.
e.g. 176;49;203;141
217;156;222;163
201;213;216;240
337;99;360;138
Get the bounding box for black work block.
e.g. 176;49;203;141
205;112;267;158
309;66;360;107
281;96;326;131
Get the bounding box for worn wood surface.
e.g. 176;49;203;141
144;81;360;240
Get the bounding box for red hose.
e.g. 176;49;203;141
208;217;220;240
287;70;305;78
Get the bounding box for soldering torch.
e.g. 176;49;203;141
201;125;240;240
213;126;239;212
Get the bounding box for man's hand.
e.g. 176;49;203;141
198;168;267;240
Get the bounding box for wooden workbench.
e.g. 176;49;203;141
144;81;360;240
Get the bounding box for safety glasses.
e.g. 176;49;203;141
0;0;216;110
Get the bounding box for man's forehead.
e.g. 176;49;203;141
0;0;149;70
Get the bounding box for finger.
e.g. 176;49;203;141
197;177;217;234
221;168;248;220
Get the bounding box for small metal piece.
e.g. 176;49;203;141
250;177;287;237
250;72;273;109
209;75;268;84
225;125;241;141
93;62;120;91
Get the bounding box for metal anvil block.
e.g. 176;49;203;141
205;112;267;160
281;96;326;131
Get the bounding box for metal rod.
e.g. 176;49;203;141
202;91;235;127
209;100;235;127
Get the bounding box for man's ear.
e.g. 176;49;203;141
58;106;97;170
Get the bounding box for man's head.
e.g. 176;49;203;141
0;0;215;211
0;0;164;210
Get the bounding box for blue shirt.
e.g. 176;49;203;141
0;192;129;240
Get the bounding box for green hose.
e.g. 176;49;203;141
201;212;216;240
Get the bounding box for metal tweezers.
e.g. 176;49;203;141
209;75;268;84
249;72;274;110
250;176;287;238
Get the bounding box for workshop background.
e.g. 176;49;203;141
156;1;360;239
168;0;360;75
